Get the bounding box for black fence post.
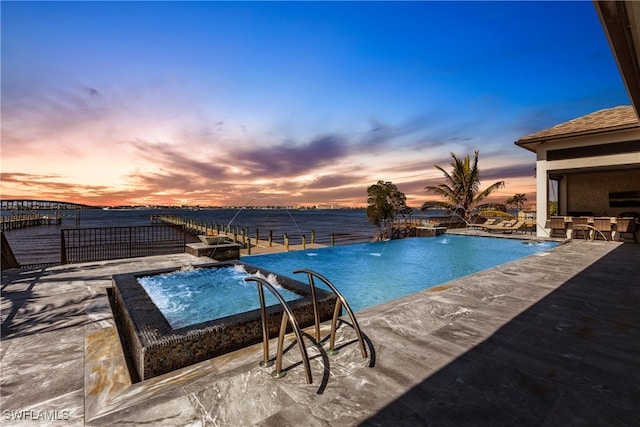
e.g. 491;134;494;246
60;229;67;264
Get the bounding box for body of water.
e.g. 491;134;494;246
2;207;386;265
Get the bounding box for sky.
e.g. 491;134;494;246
0;1;630;208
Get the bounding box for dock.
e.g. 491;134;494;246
0;213;61;231
152;214;329;255
0;199;91;231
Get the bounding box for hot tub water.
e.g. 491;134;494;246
138;266;301;329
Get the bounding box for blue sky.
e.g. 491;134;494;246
1;1;629;207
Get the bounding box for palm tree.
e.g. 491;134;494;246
505;193;527;211
421;151;506;223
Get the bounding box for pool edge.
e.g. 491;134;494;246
111;260;337;381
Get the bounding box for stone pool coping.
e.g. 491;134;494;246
1;238;639;426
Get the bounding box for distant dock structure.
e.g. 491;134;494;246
0;199;93;230
1;213;61;231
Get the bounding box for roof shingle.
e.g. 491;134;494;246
516;105;638;143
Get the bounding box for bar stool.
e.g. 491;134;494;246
571;217;590;240
550;216;568;238
593;217;613;241
615;217;637;243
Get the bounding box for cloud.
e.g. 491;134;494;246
127;170;196;192
306;174;362;190
357;114;447;151
117;133;372;205
480;163;536;181
0;172;63;184
129;140;234;180
1;85;112;150
1;77;536;207
233;134;347;177
0;172;115;203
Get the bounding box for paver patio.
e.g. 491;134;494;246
1;237;639;426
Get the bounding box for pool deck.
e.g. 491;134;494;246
1;233;639;426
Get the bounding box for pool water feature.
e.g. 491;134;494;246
111;261;336;381
138;266;302;329
244;235;557;312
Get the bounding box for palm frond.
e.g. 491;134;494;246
477;209;514;218
420;200;453;211
473;180;505;204
422;151;508;223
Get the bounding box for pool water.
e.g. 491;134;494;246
138;266;302;329
244;235;557;312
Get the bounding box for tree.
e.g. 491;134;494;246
366;180;411;240
420;151;506;223
505;193;527;211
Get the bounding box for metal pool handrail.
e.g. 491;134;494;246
573;223;610;241
293;269;368;359
244;276;313;384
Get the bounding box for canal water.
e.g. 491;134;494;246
2;208;383;266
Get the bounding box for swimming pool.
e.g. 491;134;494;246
112;235;555;380
244;235;557;312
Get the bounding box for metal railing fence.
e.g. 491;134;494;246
61;225;186;264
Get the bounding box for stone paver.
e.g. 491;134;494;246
1;238;639;426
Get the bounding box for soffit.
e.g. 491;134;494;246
594;1;640;112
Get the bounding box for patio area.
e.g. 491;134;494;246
1;237;639;426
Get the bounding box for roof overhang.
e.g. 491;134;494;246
594;1;640;113
515;120;639;153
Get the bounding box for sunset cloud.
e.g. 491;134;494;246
1;1;628;207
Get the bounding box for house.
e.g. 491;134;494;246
515;1;640;238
